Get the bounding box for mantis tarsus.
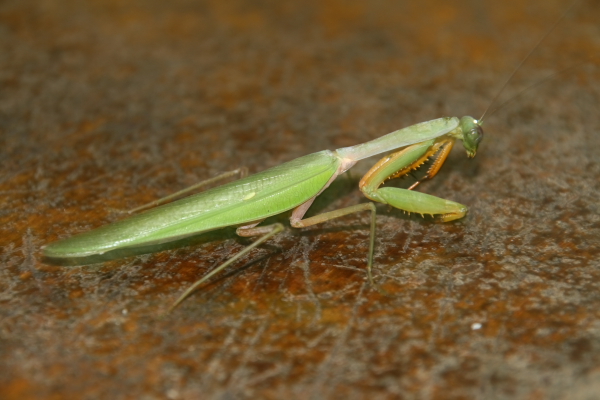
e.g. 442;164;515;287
43;2;580;311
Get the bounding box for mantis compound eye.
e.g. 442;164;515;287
468;126;483;146
458;116;483;158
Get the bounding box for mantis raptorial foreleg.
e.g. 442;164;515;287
405;140;455;190
360;138;467;222
129;167;248;213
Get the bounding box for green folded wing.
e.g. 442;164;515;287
44;150;341;258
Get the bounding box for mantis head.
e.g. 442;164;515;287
459;116;483;158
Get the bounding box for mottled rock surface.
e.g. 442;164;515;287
1;0;599;399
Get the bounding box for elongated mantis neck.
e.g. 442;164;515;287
335;116;460;162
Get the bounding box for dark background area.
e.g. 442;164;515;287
1;0;599;398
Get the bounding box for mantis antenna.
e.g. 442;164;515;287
486;59;591;118
479;0;582;123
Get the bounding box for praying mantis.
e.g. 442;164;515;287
44;116;483;309
43;2;579;311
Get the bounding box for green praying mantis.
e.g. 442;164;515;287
43;2;580;311
44;116;482;309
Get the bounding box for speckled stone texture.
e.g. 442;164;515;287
1;0;599;399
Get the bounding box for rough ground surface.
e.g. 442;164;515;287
1;0;599;399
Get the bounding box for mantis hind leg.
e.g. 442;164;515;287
167;222;284;312
131;167;248;214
